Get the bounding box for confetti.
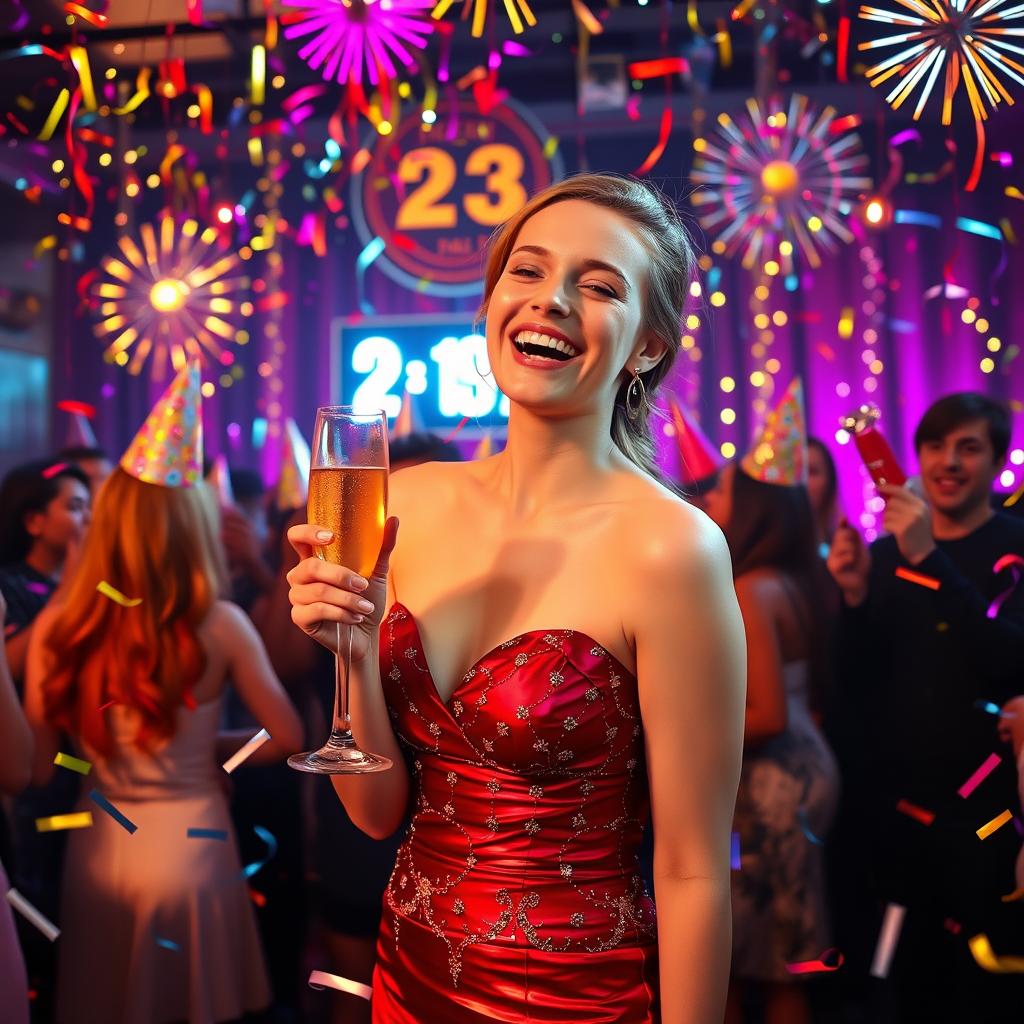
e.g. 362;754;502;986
976;809;1012;840
64;2;108;26
798;808;824;845
730;831;741;870
155;936;181;951
187;828;228;840
958;753;1001;799
5;888;59;941
242;825;278;879
222;728;271;774
968;934;1024;973
1000;887;1024;904
894;567;940;591
90;790;138;834
635;107;672;176
786;948;844;975
870;902;906;979
36;812;93;832
38;88;70;142
54;752;92;776
308;970;373;1000
96;581;143;607
895;798;935;826
988;554;1024;618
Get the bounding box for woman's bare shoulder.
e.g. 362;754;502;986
389;459;476;518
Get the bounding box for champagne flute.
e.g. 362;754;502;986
287;407;392;774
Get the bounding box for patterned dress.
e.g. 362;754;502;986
372;603;660;1023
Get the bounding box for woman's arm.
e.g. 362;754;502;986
287;515;409;839
218;601;305;763
0;594;32;793
633;506;746;1024
734;574;787;744
23;604;61;786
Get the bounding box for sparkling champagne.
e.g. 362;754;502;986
307;466;387;578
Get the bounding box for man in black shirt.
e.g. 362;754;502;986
828;393;1024;1023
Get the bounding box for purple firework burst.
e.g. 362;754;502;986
285;0;435;87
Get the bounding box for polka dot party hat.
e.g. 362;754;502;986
740;376;807;485
120;360;203;488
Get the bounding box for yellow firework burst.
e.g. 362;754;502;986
92;214;251;379
859;0;1024;125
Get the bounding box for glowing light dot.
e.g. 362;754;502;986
689;281;702;297
681;334;695;350
149;279;189;313
808;216;823;232
865;199;885;224
685;313;700;330
836;382;851;398
721;442;736;459
962;309;977;324
1010;449;1024;465
272;75;285;89
869;359;884;374
201;382;216;398
761;160;799;197
764;260;780;276
720;376;736;393
146;173;160;188
755;285;769;300
975;318;989;333
187;104;201;118
765;358;781;374
779;241;793;257
114;351;129;366
750;371;766;387
216;205;234;224
754;313;770;329
52;159;64;172
98;153;112;167
864;376;878;392
988;337;1001;352
421;109;437;124
772;310;788;327
720;408;736;425
710;291;726;307
124;150;138;165
1000;470;1016;488
980;357;995;374
377;120;393;136
125;182;140;197
835;429;851;445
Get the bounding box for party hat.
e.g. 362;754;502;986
740;377;807;485
276;418;311;510
206;453;235;507
391;390;421;439
120;360;203;488
65;410;98;448
667;398;720;488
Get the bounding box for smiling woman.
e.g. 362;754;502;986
286;173;746;1024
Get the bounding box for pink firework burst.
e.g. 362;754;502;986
285;0;435;87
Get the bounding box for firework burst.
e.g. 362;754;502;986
284;0;435;87
858;0;1024;124
92;214;250;379
690;94;872;273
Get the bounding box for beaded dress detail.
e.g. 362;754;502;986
371;603;659;1023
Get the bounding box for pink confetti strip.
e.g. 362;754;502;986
870;902;905;979
308;970;372;1000
958;753;1002;799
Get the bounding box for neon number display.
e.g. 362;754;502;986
351;336;404;418
430;334;504;418
397;144;527;232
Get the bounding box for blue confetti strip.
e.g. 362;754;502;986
89;790;137;834
155;936;181;952
730;831;741;870
187;828;228;840
242;825;278;879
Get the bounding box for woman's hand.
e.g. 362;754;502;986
286;517;399;662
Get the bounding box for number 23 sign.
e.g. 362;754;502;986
351;99;562;297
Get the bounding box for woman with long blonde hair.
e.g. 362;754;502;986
25;364;303;1024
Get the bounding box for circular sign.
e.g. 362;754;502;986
351;98;562;298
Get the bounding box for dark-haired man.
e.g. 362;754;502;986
827;392;1024;1023
55;445;113;494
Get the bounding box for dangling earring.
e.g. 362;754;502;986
625;368;646;421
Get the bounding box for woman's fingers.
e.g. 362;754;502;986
287;522;334;561
291;602;365;631
289;579;374;613
371;516;400;581
287;556;368;592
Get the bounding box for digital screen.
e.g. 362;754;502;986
331;315;510;435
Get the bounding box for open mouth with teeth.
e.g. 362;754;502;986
512;330;580;362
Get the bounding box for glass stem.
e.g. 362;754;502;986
332;622;354;743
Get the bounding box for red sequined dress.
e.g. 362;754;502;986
371;603;659;1023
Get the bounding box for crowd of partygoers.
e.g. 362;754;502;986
0;180;1022;1024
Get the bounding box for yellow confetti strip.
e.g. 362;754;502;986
38;88;70;142
1000;887;1024;903
36;812;93;832
96;580;143;607
976;809;1013;840
543;136;559;159
969;934;1024;973
54;752;92;775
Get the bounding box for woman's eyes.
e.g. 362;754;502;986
508;267;617;297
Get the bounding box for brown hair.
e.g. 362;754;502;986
43;467;228;755
478;173;696;477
